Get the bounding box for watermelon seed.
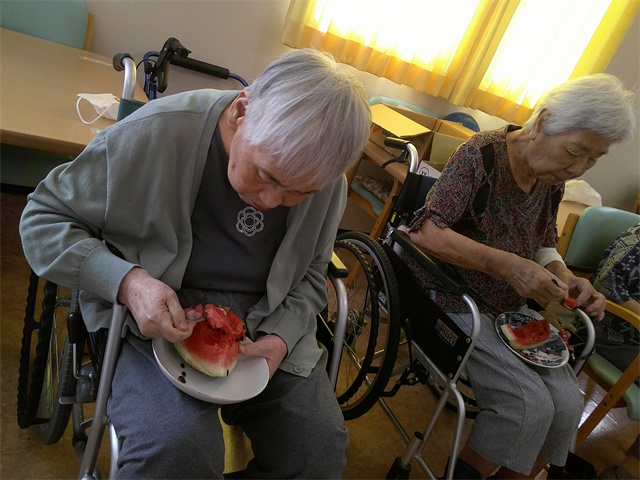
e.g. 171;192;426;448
180;363;185;368
178;375;186;384
226;370;230;376
182;371;186;376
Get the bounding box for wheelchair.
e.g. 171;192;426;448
16;38;353;480
319;138;597;479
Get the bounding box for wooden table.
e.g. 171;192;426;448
0;28;147;157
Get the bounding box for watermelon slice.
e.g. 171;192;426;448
175;304;246;377
500;318;551;350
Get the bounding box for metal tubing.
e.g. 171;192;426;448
120;57;137;101
406;143;420;175
445;387;468;480
572;308;595;373
328;276;349;390
79;304;127;480
108;422;120;479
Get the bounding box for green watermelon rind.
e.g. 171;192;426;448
499;323;550;351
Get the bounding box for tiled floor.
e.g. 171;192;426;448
1;192;637;479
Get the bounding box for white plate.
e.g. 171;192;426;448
495;312;569;369
153;337;269;404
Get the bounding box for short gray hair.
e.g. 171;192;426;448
522;74;636;144
243;48;371;185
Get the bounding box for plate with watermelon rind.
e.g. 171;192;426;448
153;337;269;404
495;312;569;369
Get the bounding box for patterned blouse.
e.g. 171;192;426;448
406;125;563;316
591;223;640;346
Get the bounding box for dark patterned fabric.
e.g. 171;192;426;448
406;125;564;316
591;223;640;346
355;175;393;203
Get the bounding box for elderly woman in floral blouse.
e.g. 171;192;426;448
406;74;636;480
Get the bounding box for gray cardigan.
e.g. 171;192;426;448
20;89;347;377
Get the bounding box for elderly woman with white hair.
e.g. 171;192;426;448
20;49;371;478
405;74;636;480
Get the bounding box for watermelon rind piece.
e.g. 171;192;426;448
500;323;550;350
174;341;237;378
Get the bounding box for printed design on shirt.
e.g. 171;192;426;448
236;206;264;237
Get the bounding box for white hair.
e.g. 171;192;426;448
522;74;636;143
242;49;371;185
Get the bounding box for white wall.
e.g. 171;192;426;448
85;0;638;211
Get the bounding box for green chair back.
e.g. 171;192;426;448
564;206;640;270
0;0;89;49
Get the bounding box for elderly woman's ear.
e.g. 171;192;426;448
529;108;549;140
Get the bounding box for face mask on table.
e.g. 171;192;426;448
76;93;120;124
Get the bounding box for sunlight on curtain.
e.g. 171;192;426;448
471;0;612;123
282;0;639;123
283;0;482;95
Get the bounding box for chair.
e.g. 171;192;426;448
556;206;640;448
0;0;94;50
0;0;95;191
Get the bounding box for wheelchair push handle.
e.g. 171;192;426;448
151;37;192;94
382;138;422;228
383;138;421;175
112;53;137;101
171;56;230;80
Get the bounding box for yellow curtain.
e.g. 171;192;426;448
282;0;639;124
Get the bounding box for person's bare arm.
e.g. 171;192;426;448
409;219;569;306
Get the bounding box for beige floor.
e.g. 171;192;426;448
1;191;638;479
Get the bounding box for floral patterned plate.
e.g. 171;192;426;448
495;312;569;369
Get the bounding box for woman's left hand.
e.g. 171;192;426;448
556;271;607;321
240;334;288;379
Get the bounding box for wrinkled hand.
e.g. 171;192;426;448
556;272;606;321
117;267;194;342
505;256;569;306
240;334;287;379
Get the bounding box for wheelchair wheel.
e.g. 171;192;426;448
330;232;401;420
17;273;80;444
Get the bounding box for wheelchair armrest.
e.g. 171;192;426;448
391;229;472;297
329;251;349;279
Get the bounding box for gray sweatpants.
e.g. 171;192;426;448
449;307;584;475
107;291;348;479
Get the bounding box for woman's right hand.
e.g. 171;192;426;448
117;267;194;342
504;255;568;305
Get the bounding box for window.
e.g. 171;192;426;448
283;0;638;123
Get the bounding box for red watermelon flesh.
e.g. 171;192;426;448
175;304;246;377
500;318;551;350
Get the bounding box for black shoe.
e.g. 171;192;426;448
441;457;484;479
